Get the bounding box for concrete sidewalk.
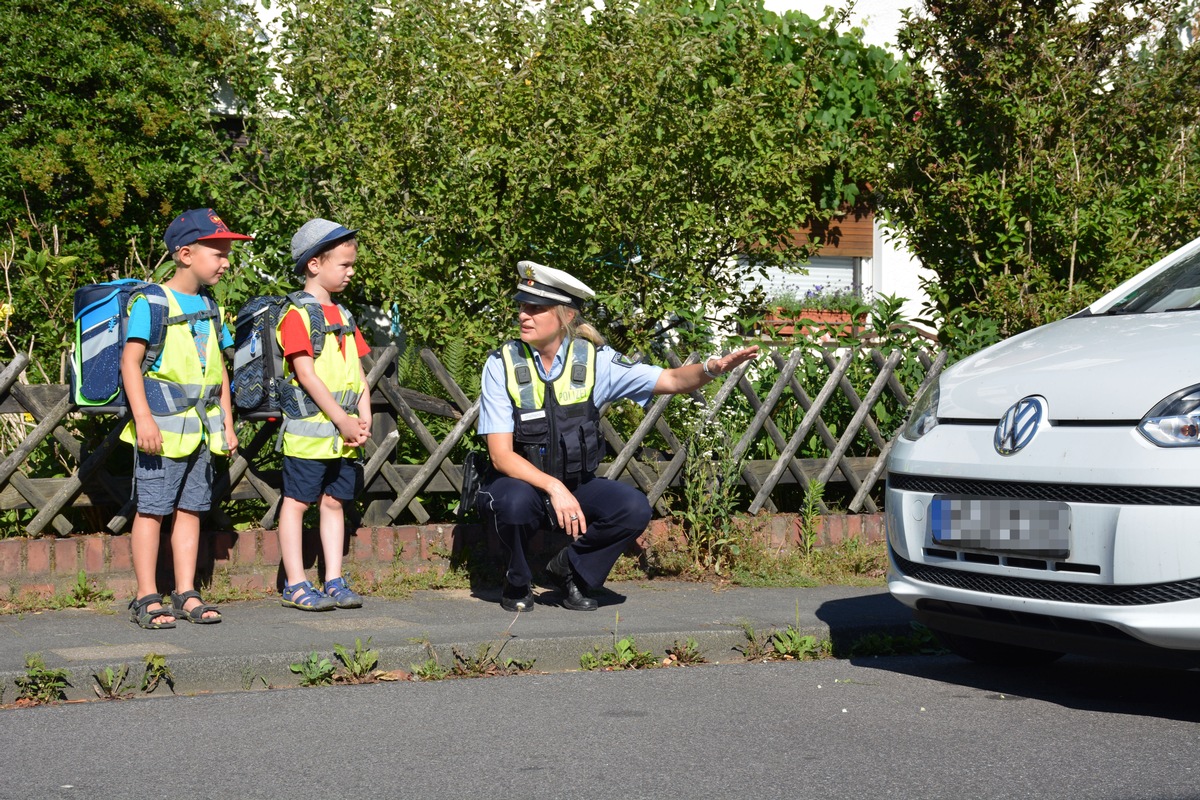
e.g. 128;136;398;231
0;582;915;700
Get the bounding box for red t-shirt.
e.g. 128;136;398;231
280;304;370;361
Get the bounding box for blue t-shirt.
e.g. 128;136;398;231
127;288;232;371
477;338;663;435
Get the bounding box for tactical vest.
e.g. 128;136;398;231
276;303;364;459
119;288;229;458
500;337;602;484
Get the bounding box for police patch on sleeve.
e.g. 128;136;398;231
612;352;640;368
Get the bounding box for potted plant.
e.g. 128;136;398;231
762;286;871;337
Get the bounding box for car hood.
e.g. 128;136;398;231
938;311;1200;421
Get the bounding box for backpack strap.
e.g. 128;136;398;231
146;285;221;371
134;284;171;374
284;291;328;358
327;304;357;349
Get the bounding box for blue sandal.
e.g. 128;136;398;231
323;577;363;609
281;580;336;611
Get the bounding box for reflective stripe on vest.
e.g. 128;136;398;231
500;339;594;410
277;305;364;459
120;289;228;457
500;337;600;482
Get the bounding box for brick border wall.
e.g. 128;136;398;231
0;514;886;600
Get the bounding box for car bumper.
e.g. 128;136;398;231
887;423;1200;654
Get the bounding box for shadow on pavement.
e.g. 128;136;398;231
857;652;1200;724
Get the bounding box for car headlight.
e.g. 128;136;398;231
1138;385;1200;447
902;380;940;441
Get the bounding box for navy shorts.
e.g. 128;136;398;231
135;448;214;516
282;455;363;504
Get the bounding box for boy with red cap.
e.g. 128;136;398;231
124;208;248;629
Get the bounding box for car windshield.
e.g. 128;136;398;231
1105;250;1200;314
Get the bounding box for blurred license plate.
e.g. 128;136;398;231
929;496;1070;556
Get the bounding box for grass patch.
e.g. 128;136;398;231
202;567;273;604
622;523;888;589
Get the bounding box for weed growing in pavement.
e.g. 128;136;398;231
798;480;825;556
581;636;657;671
842;622;947;658
769;627;829;661
671;430;748;575
290;652;336;687
0;573;117;615
580;612;658;671
241;668;271;690
15;653;71;704
334;637;380;683
663;637;708;666
409;640;452;681
140;653;175;694
452;642;536;677
92;664;132;700
734;622;773;661
63;570;114;608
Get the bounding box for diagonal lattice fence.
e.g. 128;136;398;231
0;342;946;536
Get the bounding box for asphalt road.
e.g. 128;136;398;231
3;654;1199;800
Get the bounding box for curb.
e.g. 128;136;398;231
0;614;913;701
1;514;887;598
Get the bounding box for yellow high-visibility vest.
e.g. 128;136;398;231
276;304;364;459
121;289;229;457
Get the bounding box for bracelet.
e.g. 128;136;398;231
702;356;721;379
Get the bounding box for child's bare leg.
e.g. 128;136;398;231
279;496;311;587
171;509;217;620
132;511;173;624
318;494;345;581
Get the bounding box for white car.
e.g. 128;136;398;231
887;236;1200;666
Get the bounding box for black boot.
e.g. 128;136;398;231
500;580;534;613
545;548;598;611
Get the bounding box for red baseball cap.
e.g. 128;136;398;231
164;208;253;252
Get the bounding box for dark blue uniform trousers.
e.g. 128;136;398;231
476;475;651;589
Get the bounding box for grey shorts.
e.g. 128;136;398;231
135;448;214;516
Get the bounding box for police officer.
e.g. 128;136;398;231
475;261;760;611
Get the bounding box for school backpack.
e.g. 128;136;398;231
231;292;356;417
69;280;219;410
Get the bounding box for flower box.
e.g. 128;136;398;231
761;308;866;338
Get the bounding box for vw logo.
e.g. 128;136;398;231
994;396;1047;456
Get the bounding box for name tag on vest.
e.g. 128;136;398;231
519;409;547;421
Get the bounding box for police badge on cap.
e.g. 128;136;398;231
513;261;595;310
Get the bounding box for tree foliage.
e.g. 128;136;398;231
878;0;1200;340
0;0;268;271
247;0;902;357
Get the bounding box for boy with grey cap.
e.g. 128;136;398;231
275;218;373;611
475;260;759;611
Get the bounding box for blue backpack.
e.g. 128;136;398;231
69;280;217;410
231;292;355;416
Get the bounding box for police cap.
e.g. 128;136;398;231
514;261;595;310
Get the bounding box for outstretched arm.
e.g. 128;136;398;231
651;345;760;395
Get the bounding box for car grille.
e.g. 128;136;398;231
891;548;1200;605
888;473;1200;506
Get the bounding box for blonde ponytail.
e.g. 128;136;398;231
556;306;606;347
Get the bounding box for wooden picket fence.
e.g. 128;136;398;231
0;342;946;536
